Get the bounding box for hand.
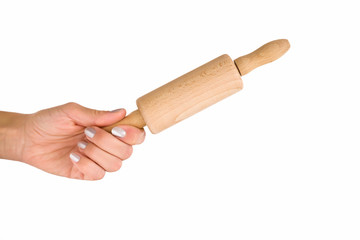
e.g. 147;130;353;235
4;102;145;180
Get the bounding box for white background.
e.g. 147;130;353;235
0;0;359;239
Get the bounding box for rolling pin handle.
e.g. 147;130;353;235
102;109;146;132
234;39;290;76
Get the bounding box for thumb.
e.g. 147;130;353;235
61;102;126;127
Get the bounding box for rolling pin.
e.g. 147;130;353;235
103;39;290;134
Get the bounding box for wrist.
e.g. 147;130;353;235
0;111;28;161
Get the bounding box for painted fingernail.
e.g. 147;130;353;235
112;127;126;138
85;127;96;138
78;141;88;150
70;153;80;163
111;108;125;113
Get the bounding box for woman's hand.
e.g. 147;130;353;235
0;102;145;180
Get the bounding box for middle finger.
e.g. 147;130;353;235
84;126;133;160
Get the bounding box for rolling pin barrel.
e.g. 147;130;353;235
137;54;243;133
103;39;290;134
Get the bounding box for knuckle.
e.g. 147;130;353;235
121;146;133;160
62;102;81;116
93;169;105;180
128;129;145;145
137;131;146;144
90;129;104;142
128;136;138;145
85;144;96;156
92;110;103;119
107;159;122;172
64;102;79;109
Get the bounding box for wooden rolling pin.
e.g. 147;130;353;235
103;39;290;134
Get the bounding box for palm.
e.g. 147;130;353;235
21;108;86;178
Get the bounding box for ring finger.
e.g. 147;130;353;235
77;141;123;172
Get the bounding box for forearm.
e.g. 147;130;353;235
0;111;27;161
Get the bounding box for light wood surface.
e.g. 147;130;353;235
234;39;290;76
102;39;290;134
137;54;243;133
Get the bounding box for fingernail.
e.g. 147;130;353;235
85;127;96;138
111;108;125;113
112;127;126;138
78;141;88;149
70;153;80;163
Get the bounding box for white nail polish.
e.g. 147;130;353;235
78;141;88;149
70;153;80;163
85;127;96;138
112;127;126;138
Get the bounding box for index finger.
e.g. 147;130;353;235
111;125;146;145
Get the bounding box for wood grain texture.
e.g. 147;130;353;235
234;39;290;76
102;39;290;134
136;54;243;134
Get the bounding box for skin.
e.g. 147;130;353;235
0;102;146;180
